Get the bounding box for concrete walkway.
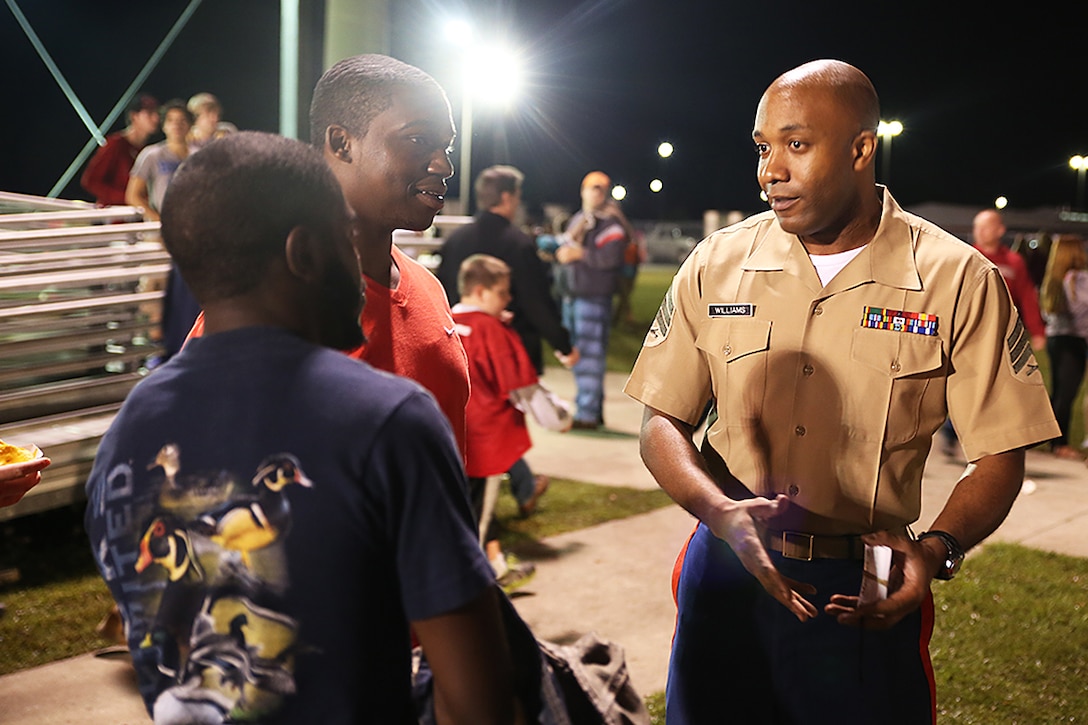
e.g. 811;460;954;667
1;369;1085;723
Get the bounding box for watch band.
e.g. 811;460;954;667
919;530;965;580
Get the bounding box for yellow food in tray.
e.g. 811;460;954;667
0;440;39;465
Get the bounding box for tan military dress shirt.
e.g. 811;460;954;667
625;188;1059;535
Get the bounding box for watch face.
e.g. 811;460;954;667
948;550;966;574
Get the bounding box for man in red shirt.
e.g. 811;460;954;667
190;56;471;454
80;94;160;206
971;209;1046;351
941;208;1047;456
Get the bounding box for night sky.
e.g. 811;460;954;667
3;0;1085;221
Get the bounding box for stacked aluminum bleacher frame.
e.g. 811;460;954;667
0;191;169;521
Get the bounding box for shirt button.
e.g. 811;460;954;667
788;484;799;496
795;425;806;437
802;364;814;376
723;345;732;355
813;306;824;316
890;360;901;373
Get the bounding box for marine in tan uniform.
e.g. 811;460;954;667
624;59;1059;724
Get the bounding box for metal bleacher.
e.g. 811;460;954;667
0;191;169;521
0;191;468;521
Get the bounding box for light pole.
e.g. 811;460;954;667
443;21;523;213
877;120;903;186
443;20;476;212
1070;155;1087;210
459;91;474;212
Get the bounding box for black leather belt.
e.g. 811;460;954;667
761;528;866;561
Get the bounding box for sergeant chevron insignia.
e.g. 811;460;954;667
1006;316;1040;380
645;287;676;347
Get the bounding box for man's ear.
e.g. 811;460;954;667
284;226;322;284
853;129;878;172
493;190;513;213
326;125;352;163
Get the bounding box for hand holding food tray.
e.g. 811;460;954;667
0;440;51;508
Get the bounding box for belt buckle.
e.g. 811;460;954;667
781;531;814;561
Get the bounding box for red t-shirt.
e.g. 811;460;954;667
452;308;537;478
81;132;138;206
975;244;1046;340
347;247;470;458
185;247;470;458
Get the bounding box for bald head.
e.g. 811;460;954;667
972;209;1006;252
766;60;881;134
772;60;881;133
752;59;884;251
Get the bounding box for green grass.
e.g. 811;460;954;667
0;504;112;675
492;477;673;557
605;265;679;373
0;575;114;674
931;543;1088;721
646;691;666;724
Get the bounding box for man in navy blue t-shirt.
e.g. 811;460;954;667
85;132;518;724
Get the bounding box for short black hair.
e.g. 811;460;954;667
160;98;194;125
125;93;159;119
309;54;441;148
160;131;344;304
475;165;524;212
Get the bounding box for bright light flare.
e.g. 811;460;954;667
444;18;474;46
612;185;627;201
657;141;674;158
877;120;903;137
650;179;663;193
995;196;1008;210
1070;155;1087;170
463;44;524;107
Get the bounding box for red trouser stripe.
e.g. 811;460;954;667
670;524;699;648
919;588;937;723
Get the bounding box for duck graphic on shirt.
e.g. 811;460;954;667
118;446;313;723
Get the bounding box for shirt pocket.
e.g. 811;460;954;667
695;318;772;425
849;327;945;444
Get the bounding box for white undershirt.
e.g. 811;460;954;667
809;245;866;287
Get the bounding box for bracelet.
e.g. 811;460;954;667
918;530;965;580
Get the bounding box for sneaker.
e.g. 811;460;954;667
496;555;536;593
518;475;550;518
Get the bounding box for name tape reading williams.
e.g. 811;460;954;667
708;303;755;318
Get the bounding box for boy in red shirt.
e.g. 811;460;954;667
453;254;566;589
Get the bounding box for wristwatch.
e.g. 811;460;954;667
918;530;965;580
